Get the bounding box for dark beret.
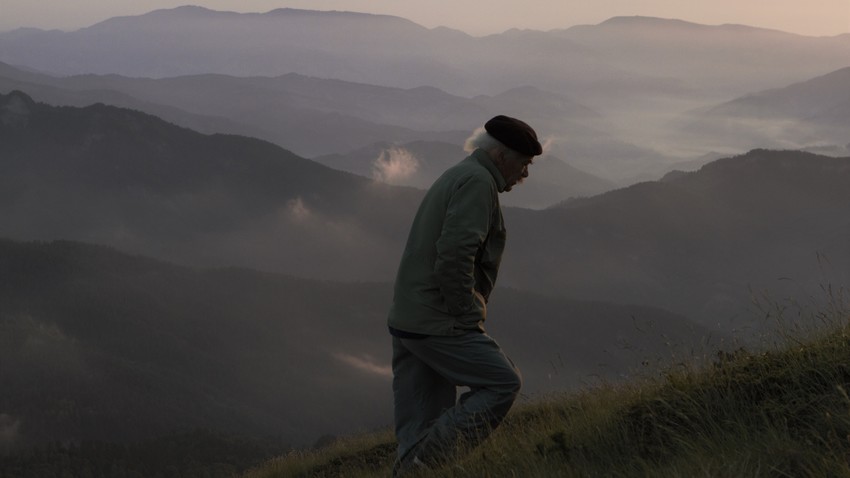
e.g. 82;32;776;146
484;115;543;156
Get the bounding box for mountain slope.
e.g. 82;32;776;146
0;61;616;161
0;63;464;157
0;238;713;454
557;16;850;96
0;90;421;280
0;239;396;450
679;66;850;152
707;66;850;120
502;149;850;328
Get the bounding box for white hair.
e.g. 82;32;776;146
463;127;506;154
463;127;529;163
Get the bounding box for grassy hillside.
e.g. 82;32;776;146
245;298;850;477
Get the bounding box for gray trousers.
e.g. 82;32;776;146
391;332;522;467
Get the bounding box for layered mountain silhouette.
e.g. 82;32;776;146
681;66;850;154
3;90;849;331
0;61;469;157
0;7;636;95
0;61;656;185
500;149;850;328
0;238;713;450
2;8;847;101
0;90;421;280
3;7;849;180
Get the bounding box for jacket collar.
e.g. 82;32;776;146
472;148;507;193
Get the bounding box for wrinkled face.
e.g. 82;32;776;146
496;150;534;192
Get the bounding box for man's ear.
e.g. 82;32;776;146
490;149;505;166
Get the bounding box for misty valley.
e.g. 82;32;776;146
1;6;850;477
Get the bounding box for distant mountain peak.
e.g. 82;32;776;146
78;5;426;36
265;7;385;17
696;149;849;178
261;7;423;27
599;16;703;28
139;5;228;18
78;5;233;31
597;15;794;36
165;5;216;13
141;5;418;25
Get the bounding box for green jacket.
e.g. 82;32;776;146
387;148;508;336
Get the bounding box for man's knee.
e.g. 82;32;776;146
507;365;522;393
494;365;522;405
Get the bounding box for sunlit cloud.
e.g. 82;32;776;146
333;352;392;378
371;147;419;184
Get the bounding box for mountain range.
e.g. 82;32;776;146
504;149;850;329
0;90;421;280
0;60;651;191
681;66;850;154
2;7;849;180
3;7;847;102
3;89;849;331
7;56;848;191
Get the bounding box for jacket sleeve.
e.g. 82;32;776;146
434;176;493;315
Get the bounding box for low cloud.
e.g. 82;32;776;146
286;196;311;221
371;147;419;184
333;352;392;378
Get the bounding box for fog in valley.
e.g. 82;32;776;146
1;5;849;475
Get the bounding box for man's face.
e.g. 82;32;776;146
498;152;533;192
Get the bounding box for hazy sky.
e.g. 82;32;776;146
1;0;849;36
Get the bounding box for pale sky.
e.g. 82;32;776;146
1;0;849;36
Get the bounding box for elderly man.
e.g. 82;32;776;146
387;115;542;474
